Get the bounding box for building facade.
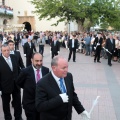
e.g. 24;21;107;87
0;0;70;32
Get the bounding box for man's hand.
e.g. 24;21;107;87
0;91;2;95
24;54;26;57
59;93;69;103
81;110;90;120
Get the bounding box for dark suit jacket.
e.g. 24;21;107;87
0;55;18;93
14;51;25;72
36;72;85;120
16;65;49;111
105;38;115;52
51;40;60;52
93;37;103;50
24;42;36;57
14;33;20;45
68;39;78;51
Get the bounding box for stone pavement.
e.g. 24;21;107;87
0;45;120;120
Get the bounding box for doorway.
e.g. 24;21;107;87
23;22;31;32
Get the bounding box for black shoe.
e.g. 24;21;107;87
94;59;96;63
68;60;70;62
108;63;112;66
97;61;101;63
73;60;76;62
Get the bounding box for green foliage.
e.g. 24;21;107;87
31;0;120;31
0;13;13;18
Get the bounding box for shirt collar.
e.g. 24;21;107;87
2;55;10;61
51;71;60;82
10;51;14;54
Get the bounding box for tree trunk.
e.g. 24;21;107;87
78;19;85;32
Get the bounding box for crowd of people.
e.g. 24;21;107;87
0;31;93;120
0;30;120;119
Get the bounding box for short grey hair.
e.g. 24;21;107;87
1;44;10;51
51;55;66;66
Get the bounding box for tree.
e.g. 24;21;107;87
31;0;120;32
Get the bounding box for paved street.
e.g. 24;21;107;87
0;45;120;120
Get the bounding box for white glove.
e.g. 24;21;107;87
58;51;60;54
24;54;26;57
67;48;69;50
81;110;90;120
59;93;69;103
106;49;108;51
50;51;51;54
0;91;2;95
94;47;96;50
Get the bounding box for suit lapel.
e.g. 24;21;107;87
64;77;70;96
29;66;36;85
48;73;61;94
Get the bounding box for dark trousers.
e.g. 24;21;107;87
25;110;40;120
26;56;32;67
15;44;19;50
52;51;58;59
94;48;101;61
1;85;22;120
39;45;44;56
107;53;112;65
68;48;76;61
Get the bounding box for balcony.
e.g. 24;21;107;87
0;5;13;18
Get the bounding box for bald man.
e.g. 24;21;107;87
36;55;90;120
16;53;49;120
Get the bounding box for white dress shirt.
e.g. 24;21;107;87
51;71;67;92
32;65;42;83
72;39;74;48
10;51;14;54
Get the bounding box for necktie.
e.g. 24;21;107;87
36;69;40;82
59;78;66;93
6;58;13;71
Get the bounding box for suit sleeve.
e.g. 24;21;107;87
70;74;85;114
18;52;25;69
105;39;108;49
33;44;37;52
35;81;63;112
16;69;26;88
24;44;27;54
0;72;1;91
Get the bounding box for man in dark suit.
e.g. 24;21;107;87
68;34;78;62
105;34;115;66
93;33;103;63
14;32;21;50
24;37;37;67
7;40;25;107
7;40;25;73
51;35;60;59
35;56;90;120
0;44;22;120
16;53;49;120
